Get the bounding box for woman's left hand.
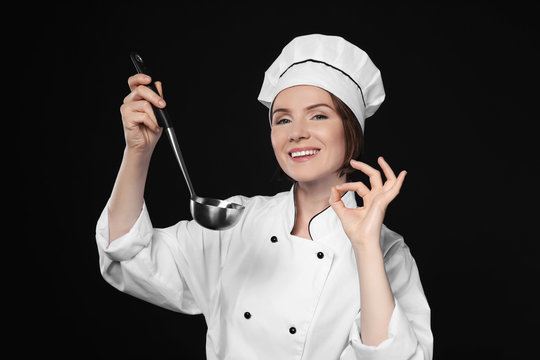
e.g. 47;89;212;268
329;157;407;248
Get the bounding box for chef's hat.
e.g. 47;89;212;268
258;34;385;131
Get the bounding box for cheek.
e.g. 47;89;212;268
270;131;284;160
270;128;285;152
317;124;346;154
270;132;277;152
323;126;347;161
337;130;347;157
333;123;346;151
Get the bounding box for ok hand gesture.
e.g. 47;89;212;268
329;157;407;248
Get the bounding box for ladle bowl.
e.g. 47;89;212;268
190;196;245;230
130;52;245;230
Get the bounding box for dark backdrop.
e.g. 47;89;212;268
23;2;537;359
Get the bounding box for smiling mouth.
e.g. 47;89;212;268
289;149;320;158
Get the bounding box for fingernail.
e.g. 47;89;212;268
159;99;165;107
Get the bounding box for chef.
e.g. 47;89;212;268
96;34;433;359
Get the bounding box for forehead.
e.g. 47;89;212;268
273;85;333;109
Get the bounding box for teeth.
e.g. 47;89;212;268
290;149;319;158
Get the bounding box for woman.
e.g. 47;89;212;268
96;34;433;359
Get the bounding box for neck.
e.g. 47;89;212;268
294;174;347;222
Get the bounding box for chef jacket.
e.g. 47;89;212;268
96;185;433;359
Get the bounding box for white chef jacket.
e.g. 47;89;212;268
96;185;433;360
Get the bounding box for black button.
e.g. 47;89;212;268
271;236;278;243
289;327;296;334
244;312;251;319
317;252;324;259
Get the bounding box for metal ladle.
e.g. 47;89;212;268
130;52;245;230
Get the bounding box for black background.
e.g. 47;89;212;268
22;1;537;359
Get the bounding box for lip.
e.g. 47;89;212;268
288;146;321;162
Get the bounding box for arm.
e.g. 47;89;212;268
97;73;235;314
339;236;433;360
331;158;432;359
330;157;406;346
108;148;152;241
352;241;395;346
108;74;165;242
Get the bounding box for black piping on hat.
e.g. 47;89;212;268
278;59;366;107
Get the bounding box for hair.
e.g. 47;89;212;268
274;90;365;181
331;92;365;177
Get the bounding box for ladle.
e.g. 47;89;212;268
130;52;245;230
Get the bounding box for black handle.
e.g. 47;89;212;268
129;52;172;128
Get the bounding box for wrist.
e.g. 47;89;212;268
124;146;154;163
351;239;383;257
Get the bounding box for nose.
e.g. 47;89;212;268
288;120;310;142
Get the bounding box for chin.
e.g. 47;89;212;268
282;168;334;184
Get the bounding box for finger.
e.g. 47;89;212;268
124;84;166;108
378;156;397;182
386;170;407;199
350;160;383;188
128;73;152;91
394;170;407;191
122;100;159;128
120;104;159;132
336;181;370;198
329;186;347;217
125;110;161;132
154;81;163;98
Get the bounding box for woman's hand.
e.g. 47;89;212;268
119;74;166;154
329;157;407;248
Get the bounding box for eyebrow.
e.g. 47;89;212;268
272;103;334;116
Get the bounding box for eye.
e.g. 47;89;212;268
275;118;291;125
313;114;328;120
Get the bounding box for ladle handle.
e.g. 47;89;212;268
129;52;171;129
165;127;196;199
129;52;196;198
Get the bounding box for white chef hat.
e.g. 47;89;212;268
258;34;385;132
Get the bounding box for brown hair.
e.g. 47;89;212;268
329;92;364;177
275;91;364;181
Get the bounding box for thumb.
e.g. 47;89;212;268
329;186;347;218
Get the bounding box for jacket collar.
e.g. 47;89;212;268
285;183;357;243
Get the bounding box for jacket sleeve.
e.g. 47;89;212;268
95;199;236;316
340;236;433;360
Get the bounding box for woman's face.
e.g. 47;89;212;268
270;85;346;184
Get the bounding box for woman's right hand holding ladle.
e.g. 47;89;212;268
120;73;165;155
